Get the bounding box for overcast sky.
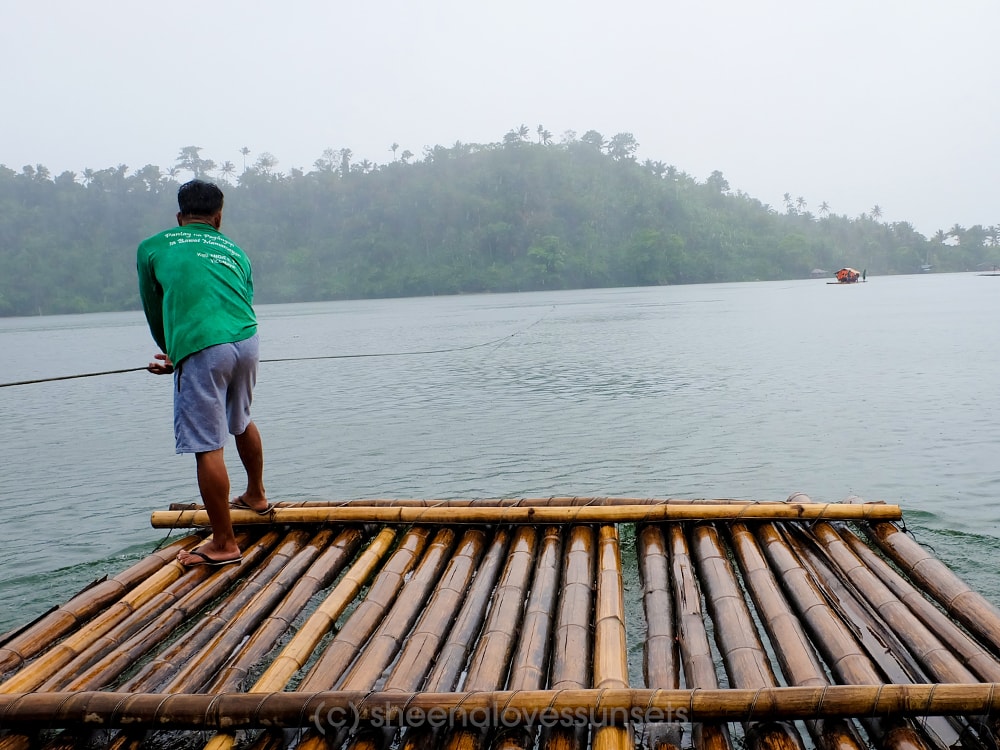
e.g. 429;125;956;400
4;0;997;236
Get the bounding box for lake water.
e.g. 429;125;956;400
2;274;999;634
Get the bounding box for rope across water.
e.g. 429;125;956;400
0;311;549;388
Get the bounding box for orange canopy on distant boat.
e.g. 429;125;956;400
835;267;861;283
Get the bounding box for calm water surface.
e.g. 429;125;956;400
2;274;999;633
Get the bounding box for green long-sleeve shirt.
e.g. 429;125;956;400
137;222;257;365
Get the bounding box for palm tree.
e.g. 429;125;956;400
871;204;883;222
219;161;236;184
819;201;830;217
390;142;399;161
796;196;807;212
240;146;250;173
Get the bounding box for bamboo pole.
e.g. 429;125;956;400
462;525;538;692
297;527;432;692
344;528;490;750
756;523;933;750
7;685;1000;730
541;525;595;750
47;531;314;750
342;528;456;691
592;525;633;750
157;529;324;694
839;528;1000;683
804;521;988;749
507;527;563;692
753;524;879;684
181;497;800;509
690;523;804;750
860;516;1000;654
0;535;197;677
207;527;365;693
253;527;397;690
382;528;488;694
638;525;678;691
727;522;866;750
0;533;222;694
492;526;564;750
0;735;30;750
0;532;271;750
201;527;395;750
811;522;979;685
442;525;538;750
294;529;458;750
549;526;596;692
417;528;512;691
98;529;352;750
837;524;1000;745
117;529;315;692
669;523;732;750
691;524;780;689
151;502;901;528
398;529;512;750
44;531;280;693
637;525;680;750
781;524;962;749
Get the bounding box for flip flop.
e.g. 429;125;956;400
229;496;273;515
181;549;242;568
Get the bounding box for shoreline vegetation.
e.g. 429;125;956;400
2;128;997;317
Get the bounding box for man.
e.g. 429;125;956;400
138;179;269;567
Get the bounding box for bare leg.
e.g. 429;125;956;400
177;447;241;565
233;421;268;511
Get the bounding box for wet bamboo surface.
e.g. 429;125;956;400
2;496;1000;750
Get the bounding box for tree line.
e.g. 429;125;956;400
1;126;998;317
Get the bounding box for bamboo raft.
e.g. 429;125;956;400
3;494;1000;750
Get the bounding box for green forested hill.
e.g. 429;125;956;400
1;133;997;316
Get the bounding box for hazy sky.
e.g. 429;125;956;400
4;0;997;236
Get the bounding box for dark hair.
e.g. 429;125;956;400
177;179;224;216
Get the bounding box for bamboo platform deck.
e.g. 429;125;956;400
3;494;1000;750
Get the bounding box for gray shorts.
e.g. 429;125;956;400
173;335;259;454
